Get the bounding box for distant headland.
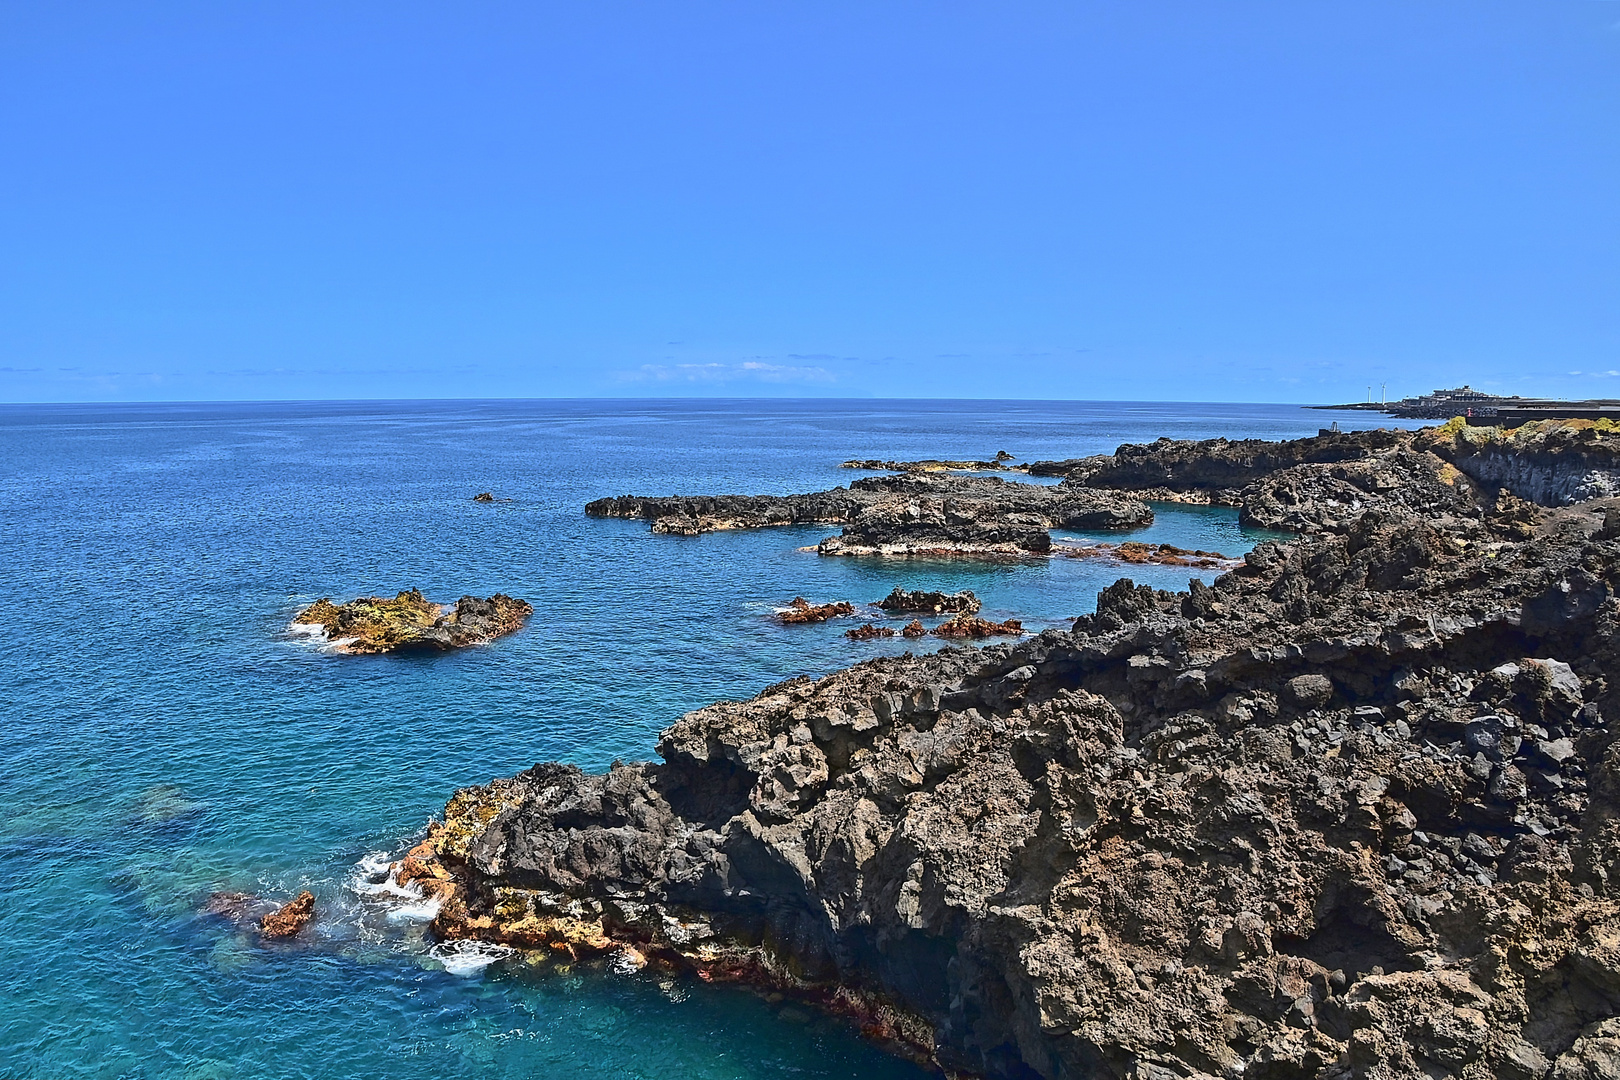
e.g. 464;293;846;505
1315;385;1620;425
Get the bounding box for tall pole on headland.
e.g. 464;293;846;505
1382;383;1386;406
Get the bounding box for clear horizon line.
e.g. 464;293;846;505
0;394;1363;408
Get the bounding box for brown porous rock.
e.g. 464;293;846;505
259;891;315;938
292;590;532;654
777;598;857;624
931;614;1025;638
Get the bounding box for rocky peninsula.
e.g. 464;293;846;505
586;473;1152;557
292;589;532;654
405;421;1620;1079
842;453;1019;473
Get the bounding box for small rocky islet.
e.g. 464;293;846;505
387;419;1620;1080
292;589;532;654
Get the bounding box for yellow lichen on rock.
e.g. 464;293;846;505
291;589;531;654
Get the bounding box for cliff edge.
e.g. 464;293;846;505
406;423;1620;1079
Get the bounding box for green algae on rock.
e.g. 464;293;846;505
292;589;532;654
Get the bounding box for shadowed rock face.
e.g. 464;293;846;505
586;473;1152;557
875;588;983;615
1027;430;1405;489
414;427;1620;1079
292;590;532;654
1026;422;1620;532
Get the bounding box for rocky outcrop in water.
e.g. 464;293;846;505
931;614;1025;639
842;453;1018;473
260;891;315;938
587;474;1152;557
292;590;532;654
1054;542;1238;570
847;623;897;641
875;588;983;615
779;598;857;624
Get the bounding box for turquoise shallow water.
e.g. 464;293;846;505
0;399;1422;1079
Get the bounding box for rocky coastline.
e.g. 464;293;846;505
586;473;1152;557
841;452;1019;473
404;420;1620;1079
292;589;532;654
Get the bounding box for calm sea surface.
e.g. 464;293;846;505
0;399;1423;1079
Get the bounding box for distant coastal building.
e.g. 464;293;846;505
1385;386;1523;419
1315;385;1620;424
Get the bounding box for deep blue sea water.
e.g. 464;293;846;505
0;399;1426;1080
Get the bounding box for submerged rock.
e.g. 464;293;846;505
414;426;1620;1079
291;589;532;654
259;891;315;938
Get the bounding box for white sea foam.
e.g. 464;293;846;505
386;897;441;923
353;876;422;899
431;940;513;976
285;621;326;639
355;851;393;876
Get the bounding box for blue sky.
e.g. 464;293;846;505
1;2;1616;403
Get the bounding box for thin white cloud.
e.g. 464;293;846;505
616;360;836;385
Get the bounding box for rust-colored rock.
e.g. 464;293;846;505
259;891;315;938
292;589;532;653
901;619;927;638
846;623;896;641
1056;541;1237;569
777;597;856;624
931;614;1024;638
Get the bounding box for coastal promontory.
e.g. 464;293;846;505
406;421;1620;1078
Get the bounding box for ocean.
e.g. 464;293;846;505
0;399;1423;1079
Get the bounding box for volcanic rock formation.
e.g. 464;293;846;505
1053;542;1239;570
260;891;315;938
411;422;1620;1079
586;474;1152;557
875;588;983;615
778;598;857;624
841;453;1018;473
931;614;1025;639
292;589;532;654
